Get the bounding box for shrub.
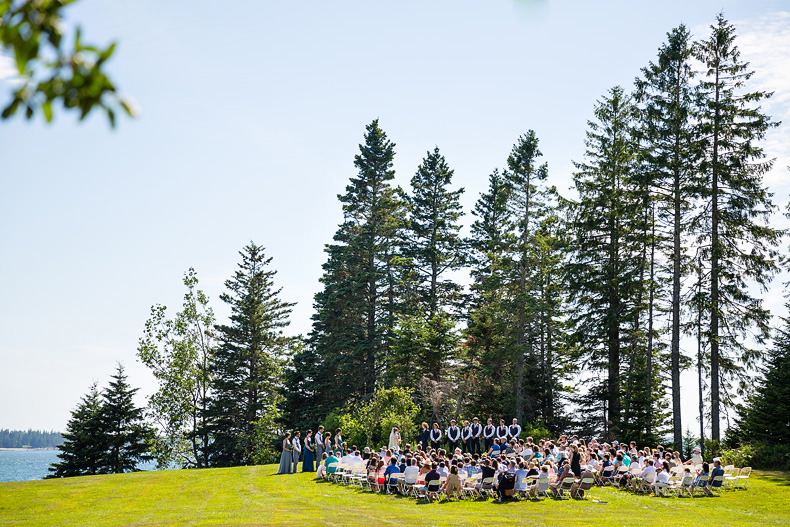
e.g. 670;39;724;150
520;423;551;442
718;442;790;471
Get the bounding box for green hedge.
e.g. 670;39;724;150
719;442;790;471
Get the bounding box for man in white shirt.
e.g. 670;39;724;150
314;426;324;462
685;446;704;465
508;419;521;440
638;459;656;491
653;465;671;495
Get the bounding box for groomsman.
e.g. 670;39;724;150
509;418;522;440
483;418;496;452
496;419;509;443
418;422;431;451
291;431;302;473
470;417;482;455
446;419;461;452
461;420;473;453
430;422;442;451
315;425;324;462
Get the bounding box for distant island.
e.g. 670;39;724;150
0;429;63;449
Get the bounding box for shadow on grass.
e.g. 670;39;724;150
756;471;790;487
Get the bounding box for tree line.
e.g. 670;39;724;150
49;13;790;476
0;429;63;449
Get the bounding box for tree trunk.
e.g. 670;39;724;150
671;142;683;452
710;65;721;442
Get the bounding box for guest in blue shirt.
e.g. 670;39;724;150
383;457;400;491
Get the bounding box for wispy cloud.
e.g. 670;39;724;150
736;12;790;203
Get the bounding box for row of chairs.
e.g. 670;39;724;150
596;464;752;497
325;461;594;502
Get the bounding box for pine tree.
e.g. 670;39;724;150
404;146;465;318
304;120;405;416
48;383;106;478
389;147;465;385
465;170;514;418
206;242;295;466
566;86;645;440
693;13;783;440
737;303;790;444
100;363;154;473
634;23;700;450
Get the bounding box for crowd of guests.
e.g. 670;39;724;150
276;418;726;499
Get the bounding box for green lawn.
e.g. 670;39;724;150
1;465;788;527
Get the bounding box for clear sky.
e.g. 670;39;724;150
1;0;788;433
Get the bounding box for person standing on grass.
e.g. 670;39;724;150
276;432;294;474
315;425;324;462
302;430;315;472
291;430;302;473
334;428;344;455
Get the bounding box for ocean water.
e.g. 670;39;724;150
0;450;159;483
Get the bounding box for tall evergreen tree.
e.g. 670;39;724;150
206;242;295;466
404;146;465;318
465;169;515;419
388;147;465;386
100;363;154;474
304;120;405;415
693;13;783;440
566;86;645;440
635;23;700;450
48;383;106;478
503;131;552;423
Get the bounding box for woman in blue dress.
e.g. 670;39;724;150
302;430;315;472
276;432;294;474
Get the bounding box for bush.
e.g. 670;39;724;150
718;442;790;471
520;423;551;442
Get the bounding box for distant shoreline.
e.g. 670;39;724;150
0;447;59;451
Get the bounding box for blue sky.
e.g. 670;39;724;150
1;0;789;432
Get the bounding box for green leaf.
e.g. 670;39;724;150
42;100;53;122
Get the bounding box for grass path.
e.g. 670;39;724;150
1;465;789;526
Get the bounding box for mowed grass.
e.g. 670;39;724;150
1;465;789;527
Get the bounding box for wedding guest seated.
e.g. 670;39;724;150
324;452;339;477
550;461;575;497
571;466;596;497
316;452;329;479
383;457;400;490
525;464;549;498
685;446;703;465
487;438;501;457
652;463;671;496
442;465;463;499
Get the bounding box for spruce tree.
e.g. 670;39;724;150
693;13;783;440
566;86;645;440
634;23;700;450
503;131;552;423
465;169;515;418
305;120;405;414
206;242;295;466
100;363;154;473
48;383;106;478
404;147;465;318
389;147;464;385
737;303;790;444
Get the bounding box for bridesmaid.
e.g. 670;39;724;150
276;432;293;474
334;428;344;455
302;430;315;472
324;432;332;457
